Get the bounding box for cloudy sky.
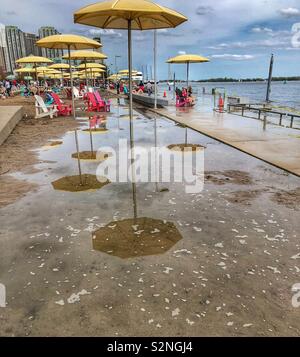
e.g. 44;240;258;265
1;0;300;80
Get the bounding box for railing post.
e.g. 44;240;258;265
279;114;283;126
290;116;294;128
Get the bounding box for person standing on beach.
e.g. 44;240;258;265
5;80;11;97
146;81;152;96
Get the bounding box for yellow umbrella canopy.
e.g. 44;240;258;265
16;56;53;64
35;66;52;72
15;67;36;73
80;68;105;73
62;50;108;60
167;54;209;87
167;54;209;64
119;69;138;74
74;0;187;122
48;63;74;70
77;62;106;69
36;34;101;50
74;0;188;30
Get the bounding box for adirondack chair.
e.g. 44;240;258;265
93;91;106;112
51;93;72;116
85;92;102;112
34;95;58;119
73;86;83;99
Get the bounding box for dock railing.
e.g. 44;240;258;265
228;103;300;129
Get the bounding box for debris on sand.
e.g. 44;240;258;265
271;188;300;210
205;170;253;186
224;190;264;205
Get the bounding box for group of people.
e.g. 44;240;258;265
0;79;14;98
176;86;196;106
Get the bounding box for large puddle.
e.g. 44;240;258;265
0;97;300;336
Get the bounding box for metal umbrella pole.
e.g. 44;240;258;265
68;44;82;185
154;29;157;110
127;19;137;222
85;60;88;89
186;61;190;88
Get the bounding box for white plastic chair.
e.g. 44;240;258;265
34;95;58;119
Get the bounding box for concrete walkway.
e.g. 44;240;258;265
0;106;23;146
148;96;300;177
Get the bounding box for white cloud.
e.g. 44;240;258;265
251;27;273;33
178;51;186;55
89;29;122;38
279;8;300;17
211;54;255;61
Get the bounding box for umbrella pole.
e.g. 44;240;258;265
89;118;94;159
154;29;157;110
187;62;189;88
85;60;88;89
128;19;137;222
185;127;188;146
128;19;133;123
68;45;82;185
35;65;39;95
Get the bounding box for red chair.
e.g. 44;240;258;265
85;92;103;112
93;91;106;112
94;92;111;112
51;93;72;116
176;95;189;107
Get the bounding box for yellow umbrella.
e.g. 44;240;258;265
15;67;36;73
48;63;74;70
16;55;53;81
63;51;108;87
167;54;209;87
74;0;187;123
36;34;101;185
77;62;106;69
62;50;107;60
119;69;138;74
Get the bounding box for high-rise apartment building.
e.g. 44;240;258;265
5;25;27;73
38;27;63;59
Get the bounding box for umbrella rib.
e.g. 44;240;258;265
160;13;176;28
102;15;115;28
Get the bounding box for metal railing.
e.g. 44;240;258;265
228;103;300;129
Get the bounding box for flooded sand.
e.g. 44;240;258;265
0;98;300;337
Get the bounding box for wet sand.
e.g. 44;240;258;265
0;96;80;207
0;98;300;337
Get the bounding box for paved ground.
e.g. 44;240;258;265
0;98;300;336
149;95;300;177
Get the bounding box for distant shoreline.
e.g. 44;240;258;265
160;77;300;83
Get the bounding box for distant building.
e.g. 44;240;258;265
0;24;43;74
0;24;8;74
24;32;41;57
92;36;104;64
38;27;63;59
4;25;27;73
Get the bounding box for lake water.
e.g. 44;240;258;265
161;81;300;111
